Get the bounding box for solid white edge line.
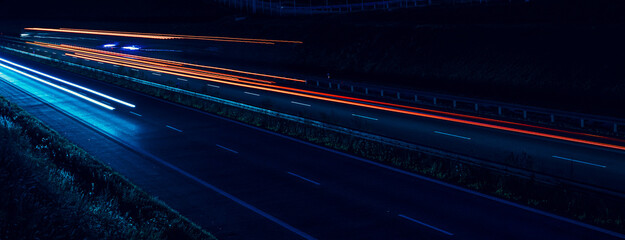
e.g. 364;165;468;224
434;131;471;140
172;105;624;239
129;111;142;117
552;155;606;168
244;91;260;96
216;144;239;154
287;172;320;185
177;77;188;81
53;63;623;239
206;83;220;88
2;74;315;240
398;214;454;236
0;61;115;110
0;57;136;108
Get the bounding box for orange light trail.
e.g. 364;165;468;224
29;42;624;151
74;53;275;84
58;44;185;66
179;62;307;83
64;53;625;152
25;27;303;45
26;27;272;44
47;41;624;144
59;28;304;44
33;42;307;83
67;53;279;86
25;28;179;40
32;42;277;84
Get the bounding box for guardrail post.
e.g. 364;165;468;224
414;95;418;102
316;81;319;87
365;88;369;95
580;119;584;128
380;89;384;96
351;86;354;92
433;97;437;105
523;110;527;119
498;106;502;115
453;100;457;108
475;103;479;112
615;123;618;133
397;92;400;99
329;82;332;88
550;114;555;123
337;83;340;90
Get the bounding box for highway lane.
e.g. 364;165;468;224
1;54;624;239
14;40;625;193
136;53;625;192
0;57;297;239
109;56;625;191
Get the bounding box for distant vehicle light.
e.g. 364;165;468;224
122;45;141;51
103;43;117;48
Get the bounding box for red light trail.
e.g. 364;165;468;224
28;42;625;152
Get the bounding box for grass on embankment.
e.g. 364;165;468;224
0;96;215;239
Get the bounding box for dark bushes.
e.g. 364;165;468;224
0;96;215;239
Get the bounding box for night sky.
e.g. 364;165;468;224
0;0;229;20
1;0;625;24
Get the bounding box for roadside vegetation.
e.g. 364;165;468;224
6;48;623;234
0;96;215;239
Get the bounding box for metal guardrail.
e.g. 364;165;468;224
3;38;621;137
307;77;625;136
4;43;625;198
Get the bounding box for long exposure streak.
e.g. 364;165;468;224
27;42;625;151
25;28;303;44
0;60;115;110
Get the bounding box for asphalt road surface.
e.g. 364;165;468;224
10;39;625;193
1;54;624;239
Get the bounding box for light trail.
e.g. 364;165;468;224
60;53;625;152
66;53;278;86
59;28;304;44
72;52;273;84
26;42;625;151
56;43;306;82
57;43;185;66
25;28;179;40
25;28;302;45
0;61;115;110
48;42;305;82
48;42;625;145
0;57;135;108
32;42;280;84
